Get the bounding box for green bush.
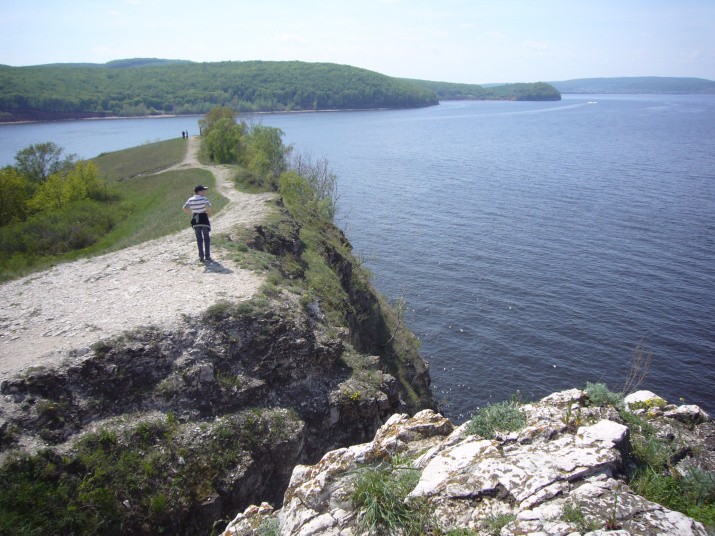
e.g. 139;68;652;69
279;157;337;223
465;399;526;439
585;382;623;407
0;199;118;257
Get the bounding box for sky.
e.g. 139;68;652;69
1;0;714;83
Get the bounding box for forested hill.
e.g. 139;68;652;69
401;79;561;101
0;60;438;121
549;76;715;94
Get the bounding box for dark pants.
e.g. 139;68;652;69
194;226;210;259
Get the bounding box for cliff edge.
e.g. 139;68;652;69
0;138;436;535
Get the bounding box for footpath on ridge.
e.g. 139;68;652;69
0;137;276;383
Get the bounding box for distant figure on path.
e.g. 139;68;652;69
181;130;186;139
182;185;213;262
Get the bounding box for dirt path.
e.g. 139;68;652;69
0;137;276;382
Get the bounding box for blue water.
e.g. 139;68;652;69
1;95;713;421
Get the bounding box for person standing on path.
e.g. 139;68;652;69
183;185;213;262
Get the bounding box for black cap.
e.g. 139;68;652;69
194;185;208;193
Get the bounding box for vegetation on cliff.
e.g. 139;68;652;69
200;106;432;408
402;79;561;101
0;60;438;121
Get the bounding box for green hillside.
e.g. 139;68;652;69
402;79;561;101
549;77;715;94
0;60;437;121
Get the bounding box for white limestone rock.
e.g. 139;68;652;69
664;404;710;424
575;419;629;447
624;390;667;411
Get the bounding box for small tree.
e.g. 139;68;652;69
199;106;238;137
205;117;247;164
279;154;339;223
29;173;65;212
14;142;77;184
0;167;28;225
245;124;289;180
289;154;339;221
28;160;102;213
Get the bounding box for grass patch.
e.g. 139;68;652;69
341;351;384;390
201;297;272;324
630;468;715;527
619;403;715;529
349;458;435;535
631;435;678;468
92;138;187;183
465;398;526;439
618;408;657;438
481;513;516;535
93;168;226;252
301;248;349;325
560;502;599;533
234;248;276;273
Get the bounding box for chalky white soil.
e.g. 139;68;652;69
0;137;274;382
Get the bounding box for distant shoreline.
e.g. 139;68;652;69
0;106;410;126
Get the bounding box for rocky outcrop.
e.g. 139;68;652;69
0;282;432;535
223;389;713;536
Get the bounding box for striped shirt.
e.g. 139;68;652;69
183;194;212;214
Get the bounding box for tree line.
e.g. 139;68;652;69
402;79;561;101
0;60;438;121
0;59;563;122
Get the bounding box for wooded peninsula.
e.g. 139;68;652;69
0;59;560;122
549;76;715;94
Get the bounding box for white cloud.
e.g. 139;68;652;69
109;11;122;16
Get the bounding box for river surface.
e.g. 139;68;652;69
1;95;713;421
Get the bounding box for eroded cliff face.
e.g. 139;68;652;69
223;390;713;536
0;203;437;535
